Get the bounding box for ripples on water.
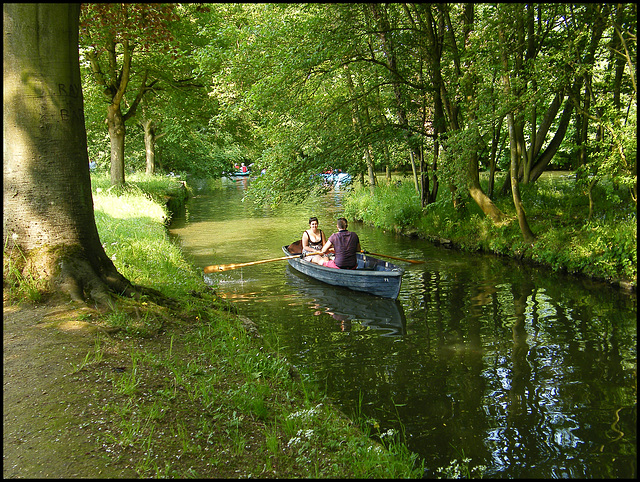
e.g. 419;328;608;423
170;178;637;478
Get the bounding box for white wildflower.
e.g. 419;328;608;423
287;436;302;447
379;428;397;439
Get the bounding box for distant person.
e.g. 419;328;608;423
301;217;329;265
241;162;248;173
320;217;361;269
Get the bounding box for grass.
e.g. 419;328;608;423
70;337;104;374
91;173;203;299
47;172;425;478
344;172;636;288
81;303;425;477
3;237;47;304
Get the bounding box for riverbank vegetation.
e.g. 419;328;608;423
4;4;635;476
76;3;635;287
5;173;424;478
344;172;636;289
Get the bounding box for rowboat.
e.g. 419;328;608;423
285;267;406;336
320;171;352;187
229;170;250;177
283;242;404;299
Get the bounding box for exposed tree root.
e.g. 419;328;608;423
6;247;178;312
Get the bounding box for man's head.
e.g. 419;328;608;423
337;217;348;230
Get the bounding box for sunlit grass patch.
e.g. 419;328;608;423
344;181;422;230
93;186;203;298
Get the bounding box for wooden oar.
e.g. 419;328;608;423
362;250;424;264
204;251;323;273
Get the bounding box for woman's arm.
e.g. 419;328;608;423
301;231;311;251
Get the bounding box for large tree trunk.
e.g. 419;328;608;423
3;3;133;305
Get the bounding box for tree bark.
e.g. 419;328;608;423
108;103;126;185
440;4;506;222
141;117;164;176
143;118;156;175
468;151;506;224
507;113;536;242
3;3;134;305
499;25;536;242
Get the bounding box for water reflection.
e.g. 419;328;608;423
170;178;637;478
285;266;406;337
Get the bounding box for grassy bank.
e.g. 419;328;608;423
59;173;424;477
344;172;636;290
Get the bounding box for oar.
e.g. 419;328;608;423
362;250;424;264
204;251;323;273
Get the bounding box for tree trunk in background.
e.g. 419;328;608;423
142;118;157;175
499;21;535;242
505;113;536;242
468;151;506;224
3;3;133;305
344;63;376;188
108;103;126;185
369;4;422;195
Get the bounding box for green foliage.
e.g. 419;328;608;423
345;173;637;285
79;3;635;212
531;217;637;280
344;182;423;230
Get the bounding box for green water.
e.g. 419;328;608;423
169;177;637;478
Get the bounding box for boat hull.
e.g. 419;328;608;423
285;267;406;336
282;245;403;299
229;170;250;177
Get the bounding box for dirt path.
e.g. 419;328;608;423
3;301;135;478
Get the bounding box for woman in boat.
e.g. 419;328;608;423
320;217;361;269
301;217;329;265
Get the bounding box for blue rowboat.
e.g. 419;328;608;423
283;242;404;299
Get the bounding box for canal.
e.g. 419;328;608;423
169;177;636;478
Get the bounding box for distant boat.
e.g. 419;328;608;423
320;171;352;186
227;170;250;178
283;242;404;299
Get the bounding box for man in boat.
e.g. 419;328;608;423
319;217;361;269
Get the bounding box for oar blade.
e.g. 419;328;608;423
204;264;231;273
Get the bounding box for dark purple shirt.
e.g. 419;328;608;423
328;230;360;269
